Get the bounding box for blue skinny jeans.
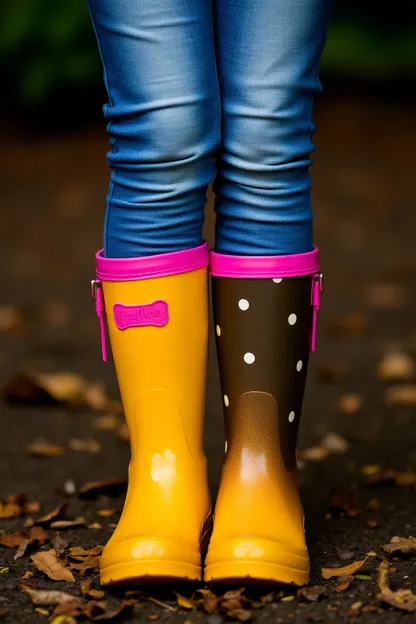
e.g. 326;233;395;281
86;0;332;258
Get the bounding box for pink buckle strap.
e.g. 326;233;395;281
91;243;209;362
310;273;323;352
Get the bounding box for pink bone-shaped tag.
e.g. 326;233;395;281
113;300;169;330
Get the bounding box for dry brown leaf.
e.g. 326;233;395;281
24;501;41;514
14;538;37;560
377;559;416;612
116;423;129;442
0;531;30;548
341;601;363;617
385;384;416;406
148;615;159;621
22;571;34;580
377;352;415;382
21;584;83;608
334;575;355;593
0;501;22;519
88;523;102;530
395;472;416;486
82;600;136;621
335;547;355;561
296;586;326;602
83;382;110;411
52;533;69;551
26;442;65;458
176;594;194;610
31;549;75;582
35;503;69;526
97;509;116;518
68;439;101;453
382;536;416;556
79;478;128;498
80;580;105;600
322;557;368;580
191;589;219;614
337;393;363;414
330;486;359;517
298;446;329;462
94;415;119;431
50;517;86;530
68;554;100;576
320;432;349;454
3;372;86;405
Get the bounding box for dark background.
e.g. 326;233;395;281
0;2;415;623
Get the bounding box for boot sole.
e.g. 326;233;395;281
204;560;309;586
100;560;201;585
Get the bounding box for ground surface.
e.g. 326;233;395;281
0;92;415;622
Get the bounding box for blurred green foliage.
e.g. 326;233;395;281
1;0;415;109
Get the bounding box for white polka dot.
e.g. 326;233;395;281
273;278;283;284
244;352;255;365
288;411;295;423
238;299;249;311
288;313;297;325
296;360;303;372
224;395;229;407
216;325;221;337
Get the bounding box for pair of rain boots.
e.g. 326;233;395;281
91;242;322;586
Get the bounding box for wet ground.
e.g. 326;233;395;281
0;92;416;622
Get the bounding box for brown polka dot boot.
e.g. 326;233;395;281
204;248;323;586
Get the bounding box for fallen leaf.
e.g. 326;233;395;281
26;441;65;457
337;393;363;415
147;597;176;612
296;586;326;602
21;584;83;608
341;601;363;617
0;501;21;519
83;382;110;411
330;487;359;517
385;384;416;406
14;538;37;560
319;432;349;454
50;517;86;530
79;478;127;498
322;557;368;580
176;594;194;610
68;439;101;453
335;547;355;561
0;531;30;548
377;352;415;382
366;519;379;529
355;574;372;580
35;608;49;616
83;600;136;621
191;589;219;614
80;580;105;600
3;372;86;405
97;509;116;518
35;503;69;526
22;571;34;580
281;596;295;602
31;549;75;582
52;533;69;551
382;536;416;556
51;615;78;624
377;559;416;612
395;472;416;486
24;501;41;514
68;554;100;576
298;446;329;462
88;523;102;530
116;423;129;442
148;615;159;621
334;575;355;592
0;567;9;573
94;415;119;430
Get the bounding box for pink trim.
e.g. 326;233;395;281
96;243;208;281
91;280;107;362
310;273;323;353
210;247;319;278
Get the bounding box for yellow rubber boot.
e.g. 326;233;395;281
205;249;323;586
92;243;211;585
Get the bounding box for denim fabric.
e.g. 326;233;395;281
87;0;332;258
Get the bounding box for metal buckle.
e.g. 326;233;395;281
91;279;100;301
314;272;324;295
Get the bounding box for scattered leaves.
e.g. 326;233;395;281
334;575;355;592
31;549;75;582
322;557;368;580
21;584;83;608
0;500;22;519
176;594;194;610
296;586;326;602
377;558;416;612
382;536;416;556
50;517;86;530
80;580;105;600
320;432;349;454
82;599;136;621
26;441;65;457
0;531;30;548
68;439;101;453
191;589;220;614
342;601;363;617
94;414;119;430
79;478;127;498
35;503;69;527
